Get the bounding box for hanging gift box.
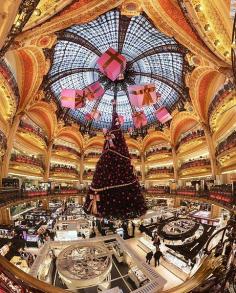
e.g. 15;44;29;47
75;90;86;108
155;107;172;123
61;89;85;109
132;111;147;128
128;84;157;107
97;47;127;81
85;82;105;101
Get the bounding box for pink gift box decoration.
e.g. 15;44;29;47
128;84;157;107
85;82;105;101
155;107;172;123
97;47;127;81
61;89;85;109
132;111;147;128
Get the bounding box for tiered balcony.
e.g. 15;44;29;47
52;144;80;160
50;165;79;179
146;167;174;180
209;81;235;131
83;169;95;180
216;131;236;172
179;159;211;178
130;153;141;161
0;130;7;157
53;187;79;195
84;152;101;163
146;147;172;161
146;186;170;195
177;130;205;155
9;154;44;176
209;185;234;204
18;121;48;150
176;187;196;197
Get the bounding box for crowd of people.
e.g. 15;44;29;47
216;130;236;156
19;121;48;143
53;144;80;157
146;147;172;158
177;129;205;149
180;159;210;170
50;164;79;175
11;154;44;168
147;167;174;176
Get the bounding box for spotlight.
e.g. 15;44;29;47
195;4;202;12
214;39;220;46
33;9;41;16
223;51;230;57
204;24;210;31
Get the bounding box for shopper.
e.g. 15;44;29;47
153;236;161;247
154;248;163;267
146;251;153;264
131;221;135;237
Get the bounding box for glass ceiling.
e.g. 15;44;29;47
48;9;186;131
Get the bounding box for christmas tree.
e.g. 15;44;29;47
83;110;147;220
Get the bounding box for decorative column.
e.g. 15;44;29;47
201;123;217;178
0;207;11;225
80;151;84;184
1;113;23;177
140;152;146;184
171;145;179;184
44;139;54;181
211;204;221;219
41;198;49;210
174;197;181;208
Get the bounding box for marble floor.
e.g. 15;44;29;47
126;231;183;291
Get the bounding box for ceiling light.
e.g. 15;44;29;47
195;4;202;12
223;51;230;57
33;9;41;16
204;24;210;31
214;39;220;46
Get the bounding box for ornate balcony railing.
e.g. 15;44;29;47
146;147;172;158
53;144;80;157
19;121;48;144
10;154;44;168
176;129;205;149
216;130;236;156
147;167;174;176
180;159;211;171
208;80;234;118
0;130;7;156
0;60;20;107
50;165;79;175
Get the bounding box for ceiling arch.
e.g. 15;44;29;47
142;131;170;151
55;126;83;149
26;101;57;139
170;111;200;145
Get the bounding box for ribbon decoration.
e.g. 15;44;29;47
102;50;125;74
87;193;100;214
132;111;147;128
104;132;116;149
85;83;103;101
130;85;155;106
75;91;85;108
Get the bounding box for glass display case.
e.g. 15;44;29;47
128;266;149;288
164;249;191;274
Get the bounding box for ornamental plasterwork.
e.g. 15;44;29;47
121;0;143;17
142;0;226;67
24;0;74;31
183;0;231;63
0;75;17;121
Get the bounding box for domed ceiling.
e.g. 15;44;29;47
47;9;187;131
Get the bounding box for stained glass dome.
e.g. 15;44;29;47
47;9;187;131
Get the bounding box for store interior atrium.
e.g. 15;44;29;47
0;0;236;293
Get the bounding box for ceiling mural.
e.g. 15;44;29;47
47;9;187;131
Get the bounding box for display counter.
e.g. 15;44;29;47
10;256;30;273
164;249;191;275
137;236;155;253
128;266;149;288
